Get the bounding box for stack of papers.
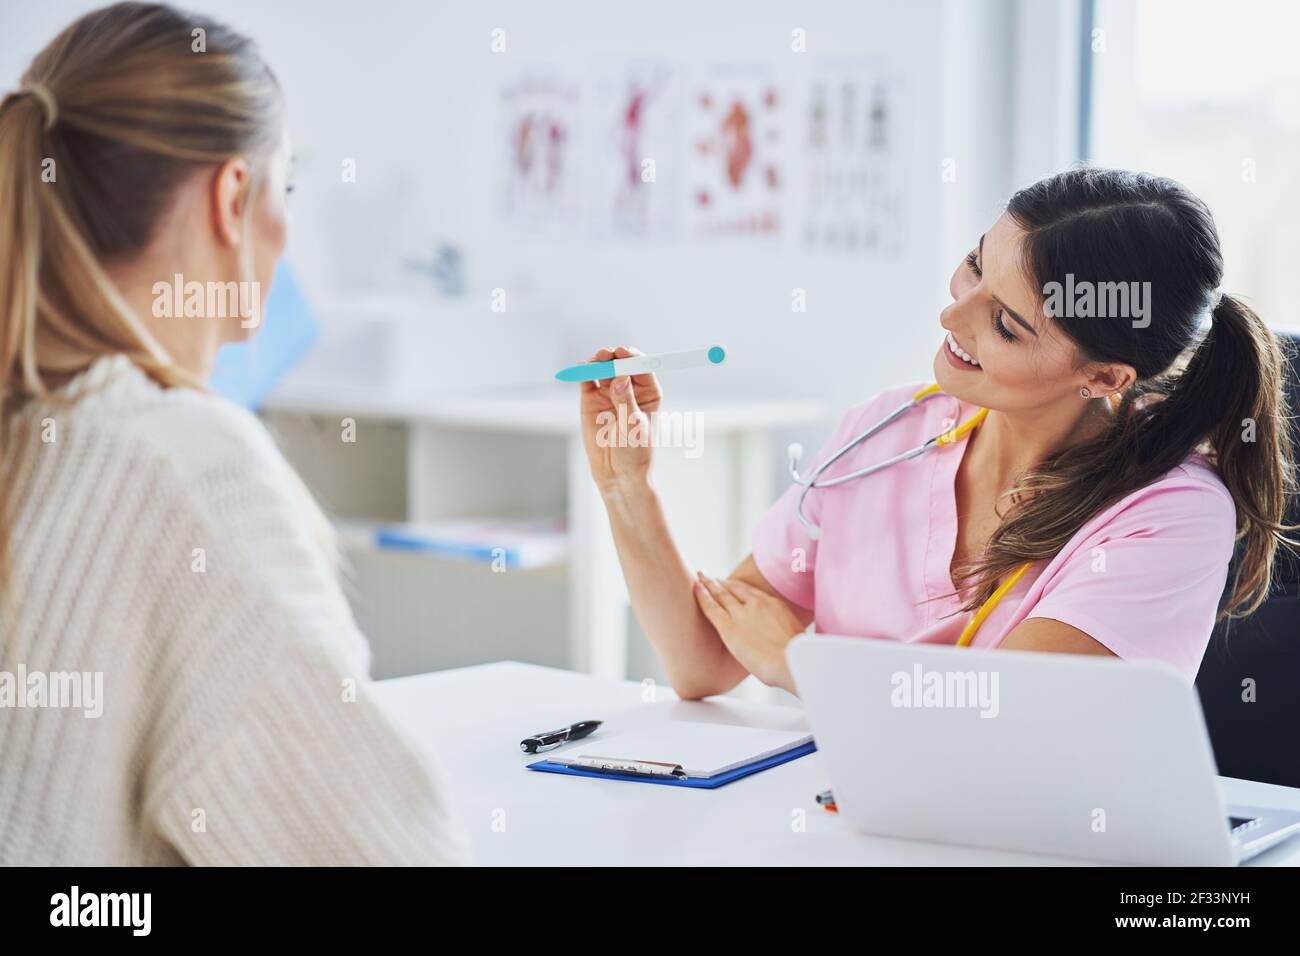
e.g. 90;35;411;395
550;722;813;780
374;517;567;569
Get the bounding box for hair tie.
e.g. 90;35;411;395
21;82;58;132
1200;287;1225;326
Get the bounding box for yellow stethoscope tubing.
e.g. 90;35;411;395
787;383;1031;647
954;560;1031;647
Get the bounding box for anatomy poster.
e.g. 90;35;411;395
802;64;903;256
688;67;784;237
499;74;581;233
589;63;678;238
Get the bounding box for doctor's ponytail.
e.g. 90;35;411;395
1182;293;1295;615
958;168;1298;621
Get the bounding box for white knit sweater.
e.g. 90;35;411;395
0;355;469;865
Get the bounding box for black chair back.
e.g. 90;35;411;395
1194;332;1300;788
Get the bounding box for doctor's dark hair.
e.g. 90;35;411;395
955;167;1298;621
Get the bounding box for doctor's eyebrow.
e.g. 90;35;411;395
978;233;1039;338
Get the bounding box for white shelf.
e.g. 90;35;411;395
266;378;823;435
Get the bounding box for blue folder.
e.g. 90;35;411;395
526;741;816;789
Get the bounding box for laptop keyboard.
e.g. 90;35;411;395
1228;815;1261;834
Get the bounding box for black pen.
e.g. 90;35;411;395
520;720;602;754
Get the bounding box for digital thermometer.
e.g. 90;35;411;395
555;345;726;383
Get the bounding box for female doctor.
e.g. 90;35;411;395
576;168;1296;698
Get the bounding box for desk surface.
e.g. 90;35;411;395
374;661;1300;866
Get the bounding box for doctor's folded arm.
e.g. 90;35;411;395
3;0;1300;889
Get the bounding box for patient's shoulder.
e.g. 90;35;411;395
131;383;285;480
57;354;289;482
18;355;307;535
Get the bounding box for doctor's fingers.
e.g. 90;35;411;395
722;579;771;603
611;345;658;390
696;571;745;611
693;578;729;626
576;348;617;389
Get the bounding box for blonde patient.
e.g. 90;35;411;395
0;2;468;865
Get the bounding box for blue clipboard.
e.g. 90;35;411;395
526;741;816;789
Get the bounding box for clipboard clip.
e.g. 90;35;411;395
568;756;688;780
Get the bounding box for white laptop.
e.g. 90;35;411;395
787;634;1300;865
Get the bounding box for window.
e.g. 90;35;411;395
1088;0;1300;331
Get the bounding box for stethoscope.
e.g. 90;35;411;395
786;383;1031;647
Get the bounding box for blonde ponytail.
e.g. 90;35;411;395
0;1;283;590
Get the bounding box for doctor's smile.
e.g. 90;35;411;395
942;330;981;370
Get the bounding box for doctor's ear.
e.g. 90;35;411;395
1079;362;1135;401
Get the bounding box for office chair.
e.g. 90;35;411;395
1195;331;1300;790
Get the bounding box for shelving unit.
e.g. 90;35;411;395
263;377;821;683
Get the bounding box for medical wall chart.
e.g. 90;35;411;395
687;65;785;238
587;62;680;239
802;62;903;257
498;73;582;234
492;60;905;252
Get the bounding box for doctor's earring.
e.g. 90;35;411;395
1080;387;1093;399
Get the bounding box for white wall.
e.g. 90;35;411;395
0;0;1039;426
433;0;948;414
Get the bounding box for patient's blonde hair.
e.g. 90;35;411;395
0;1;283;589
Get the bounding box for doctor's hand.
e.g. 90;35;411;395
578;345;663;495
692;571;807;695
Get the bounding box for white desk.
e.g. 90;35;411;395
374;661;1300;866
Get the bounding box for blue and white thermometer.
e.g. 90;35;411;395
555;345;727;383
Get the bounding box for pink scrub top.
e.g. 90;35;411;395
753;382;1238;681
